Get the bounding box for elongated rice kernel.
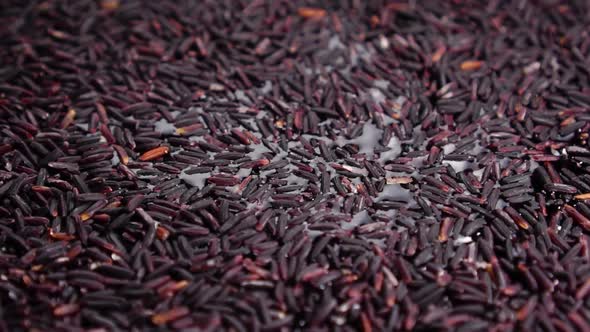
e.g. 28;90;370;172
386;177;413;184
53;304;80;317
575;193;590;200
297;7;326;19
152;307;189;325
139;146;170;161
60;108;76;128
460;60;484;71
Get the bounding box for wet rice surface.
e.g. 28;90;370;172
1;0;590;331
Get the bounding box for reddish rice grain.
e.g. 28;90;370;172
139;146;170;161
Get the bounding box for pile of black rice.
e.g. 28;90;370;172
1;0;590;331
